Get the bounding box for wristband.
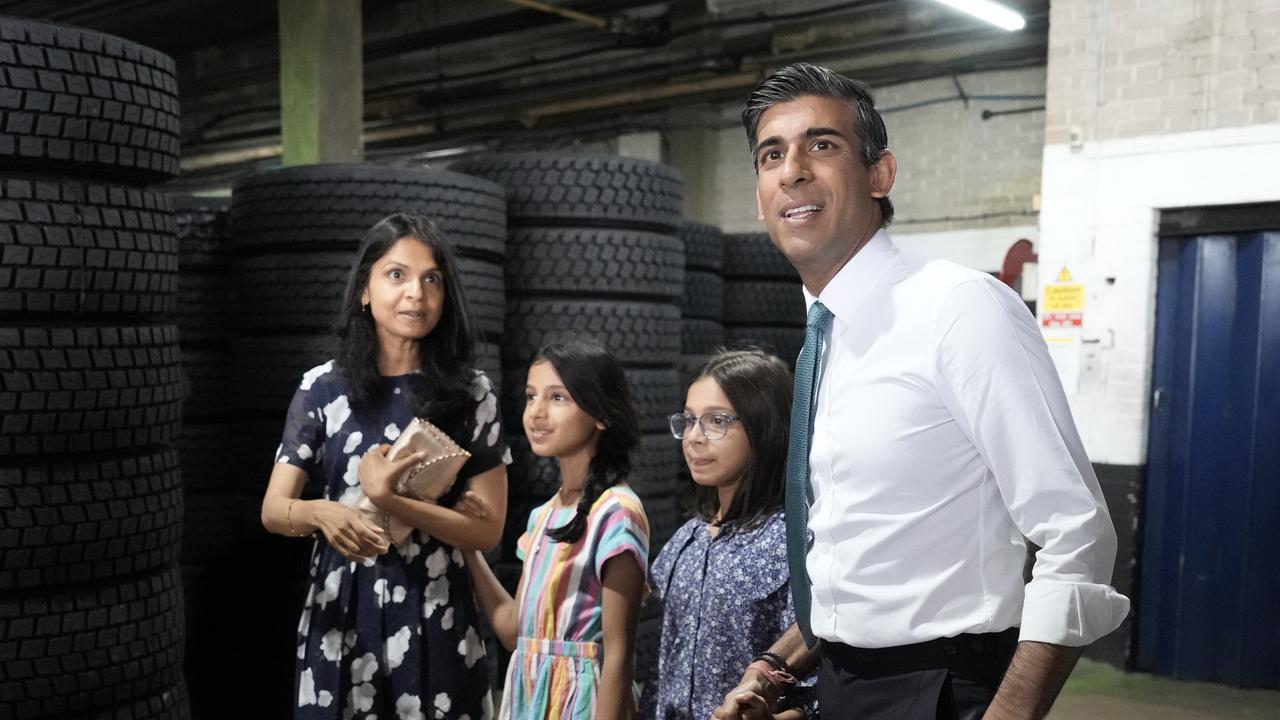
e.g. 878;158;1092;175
747;659;798;694
756;650;799;677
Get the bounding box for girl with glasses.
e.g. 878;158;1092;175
456;338;650;719
641;349;819;720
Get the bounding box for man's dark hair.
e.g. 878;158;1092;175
743;62;894;226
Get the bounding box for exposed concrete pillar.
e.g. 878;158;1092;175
279;0;363;165
665;104;719;223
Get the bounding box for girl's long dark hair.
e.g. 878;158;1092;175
689;348;793;532
535;338;641;545
333;213;477;421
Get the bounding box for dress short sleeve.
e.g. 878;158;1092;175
455;370;511;482
274;360;333;473
592;489;650;579
515;503;545;561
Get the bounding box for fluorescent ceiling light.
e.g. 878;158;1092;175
933;0;1026;31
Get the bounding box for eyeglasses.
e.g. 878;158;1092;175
668;412;739;440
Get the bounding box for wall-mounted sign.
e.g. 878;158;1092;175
1042;265;1084;327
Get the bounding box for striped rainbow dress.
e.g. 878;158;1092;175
500;485;650;719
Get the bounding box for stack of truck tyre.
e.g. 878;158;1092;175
450;152;686;681
721;232;806;365
0;16;189;720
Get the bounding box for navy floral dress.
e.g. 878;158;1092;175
639;509;818;719
275;361;510;720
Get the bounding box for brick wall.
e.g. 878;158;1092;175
1045;0;1280;145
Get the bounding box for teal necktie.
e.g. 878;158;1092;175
786;301;833;647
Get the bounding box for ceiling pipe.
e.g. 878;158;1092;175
503;0;608;30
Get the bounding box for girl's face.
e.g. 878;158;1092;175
523;360;604;459
682;375;750;492
360;237;445;345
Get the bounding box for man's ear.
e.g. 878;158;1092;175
869;149;897;199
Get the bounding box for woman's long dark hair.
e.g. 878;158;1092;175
333;213;476;421
688;348;793;532
534;338;641;545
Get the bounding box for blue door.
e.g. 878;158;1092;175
1139;230;1280;687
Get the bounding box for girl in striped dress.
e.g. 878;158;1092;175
460;338;650;719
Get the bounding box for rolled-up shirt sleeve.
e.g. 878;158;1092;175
933;277;1130;646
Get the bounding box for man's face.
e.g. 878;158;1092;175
753;95;895;289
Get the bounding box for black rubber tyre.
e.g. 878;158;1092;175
505;227;683;301
77;683;189;720
680;318;724;355
229;165;506;260
180;347;230;420
505;433;558;501
0;17;180;184
0;178;176;320
644;493;684;555
631;433;682;499
503;299;680;368
0;567;185;719
0;325;182;456
451;153;682;232
175;270;234;345
172;196;229;269
634;616;663;682
0;449;182;591
723;280;805;325
678;220;723;272
176;421;259;493
501;366;679;436
682;270;723;322
725;325;804;364
232;335;330;416
722;232;798;280
234;251;505;339
180;490;259;564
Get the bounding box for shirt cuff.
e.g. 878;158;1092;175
1019;579;1131;646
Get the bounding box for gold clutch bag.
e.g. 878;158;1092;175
355;418;471;546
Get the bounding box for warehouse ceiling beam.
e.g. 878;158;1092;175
278;0;364;165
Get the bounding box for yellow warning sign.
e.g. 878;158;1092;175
1043;283;1084;312
1056;266;1073;282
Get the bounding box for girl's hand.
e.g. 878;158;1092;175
310;500;389;560
453;490;490;519
358;444;425;505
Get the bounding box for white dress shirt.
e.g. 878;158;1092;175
803;230;1129;648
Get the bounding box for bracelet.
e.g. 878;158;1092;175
755;650;799;678
287;499;300;537
747;659;798;694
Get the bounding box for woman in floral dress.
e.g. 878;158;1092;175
261;214;509;720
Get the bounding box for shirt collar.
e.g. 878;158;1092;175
802;228;897;324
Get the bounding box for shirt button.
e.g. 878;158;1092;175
943;644;957;657
805;529;815;545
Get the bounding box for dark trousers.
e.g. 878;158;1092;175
817;628;1018;720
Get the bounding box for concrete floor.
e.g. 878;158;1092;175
1052;660;1280;719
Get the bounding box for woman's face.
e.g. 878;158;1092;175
360;237;446;345
523;360;603;460
682;375;750;493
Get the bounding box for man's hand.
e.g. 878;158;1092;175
982;641;1082;720
711;668;777;720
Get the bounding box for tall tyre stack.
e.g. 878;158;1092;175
219;164;509;717
722;232;806;364
168;197;250;718
676;221;725;378
0;16;189;720
452;153;685;680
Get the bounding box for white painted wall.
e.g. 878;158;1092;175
1038;124;1280;465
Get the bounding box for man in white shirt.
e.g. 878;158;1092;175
713;63;1129;720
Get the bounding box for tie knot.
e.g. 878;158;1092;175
807;301;833;332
